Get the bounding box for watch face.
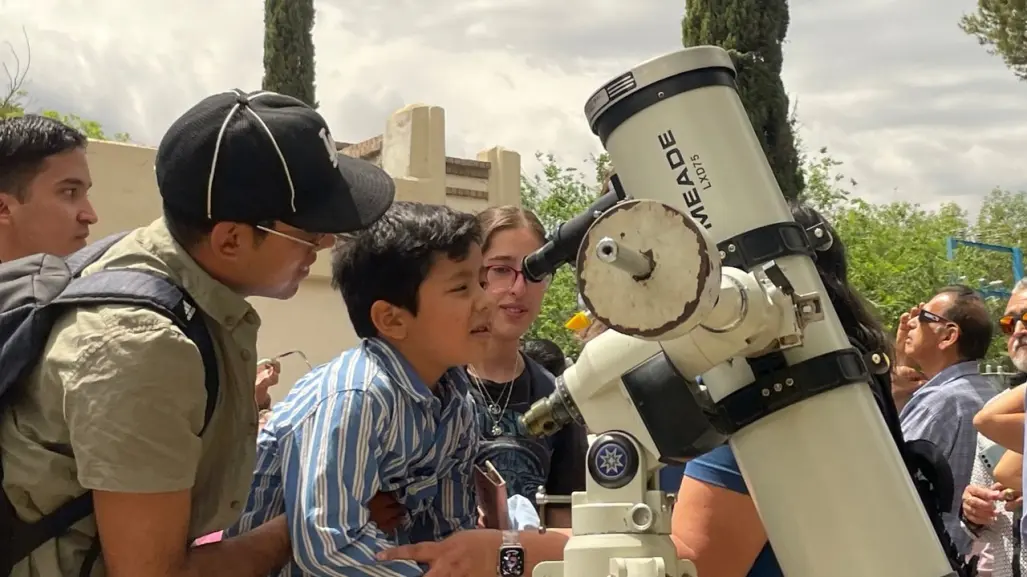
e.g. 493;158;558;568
499;546;525;577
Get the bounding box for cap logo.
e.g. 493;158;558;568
319;127;339;169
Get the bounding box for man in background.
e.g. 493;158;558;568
895;285;996;553
0;115;98;262
974;279;1027;553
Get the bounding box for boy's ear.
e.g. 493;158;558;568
370;300;410;341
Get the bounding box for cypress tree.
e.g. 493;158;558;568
682;0;804;199
263;0;317;108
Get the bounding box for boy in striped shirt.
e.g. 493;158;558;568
226;202;493;576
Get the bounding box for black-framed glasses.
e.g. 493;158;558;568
918;309;953;326
999;310;1027;335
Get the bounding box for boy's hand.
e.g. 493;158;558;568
377;529;501;577
369;492;406;533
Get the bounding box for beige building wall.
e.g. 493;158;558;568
85;104;521;403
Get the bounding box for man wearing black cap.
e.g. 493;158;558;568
0;89;394;577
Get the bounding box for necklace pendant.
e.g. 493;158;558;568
488;404;502;416
491;422;503;436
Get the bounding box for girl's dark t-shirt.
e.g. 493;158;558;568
466;356;588;506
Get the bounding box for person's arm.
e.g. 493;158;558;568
993;451;1023;491
975;384;1026;452
282;388;420;577
63;318;289;577
95;492;290;577
543;423;587;528
670;445;767;577
376;527;571;577
519;529;570;572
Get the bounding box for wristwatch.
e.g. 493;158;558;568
497;530;525;577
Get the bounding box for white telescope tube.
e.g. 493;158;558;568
582;47;952;577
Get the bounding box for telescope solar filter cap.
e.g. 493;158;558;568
155;89;395;234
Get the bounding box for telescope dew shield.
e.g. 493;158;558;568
585;47;953;577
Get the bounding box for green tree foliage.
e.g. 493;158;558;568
520;153;610;356
801;148;1024;364
1;105;130;141
522;148;1027;365
682;0;804;199
39;110;129;141
960;0;1027;81
263;0;317;107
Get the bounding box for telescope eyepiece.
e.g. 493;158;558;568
522;242;560;283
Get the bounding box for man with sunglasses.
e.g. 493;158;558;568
974;280;1027;555
894;284;996;554
0;89;395;577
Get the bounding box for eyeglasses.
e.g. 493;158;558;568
256;225;337;251
259;349;313;371
999;311;1027;335
483;264;541;292
481;264;523;292
917;309;953;326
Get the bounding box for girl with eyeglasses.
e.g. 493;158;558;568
466;205;588;528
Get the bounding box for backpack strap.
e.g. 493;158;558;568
53;268;220;430
63;233;130;277
6;268;220;570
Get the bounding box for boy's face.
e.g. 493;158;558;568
404;243;493;376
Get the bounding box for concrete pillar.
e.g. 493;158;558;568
381;104;446;204
477;146;522;208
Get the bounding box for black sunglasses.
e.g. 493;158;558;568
918;309;953;326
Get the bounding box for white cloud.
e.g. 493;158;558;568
2;0;1024;215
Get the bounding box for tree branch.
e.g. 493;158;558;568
1;27;31;112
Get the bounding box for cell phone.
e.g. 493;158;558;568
473;460;509;530
980;443;1008;475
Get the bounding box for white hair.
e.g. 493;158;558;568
1013;278;1027;297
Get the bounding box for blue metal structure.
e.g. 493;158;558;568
945;237;1025;298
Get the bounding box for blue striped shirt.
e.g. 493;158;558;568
224;338;481;576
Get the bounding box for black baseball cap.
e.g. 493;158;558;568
156;89;394;234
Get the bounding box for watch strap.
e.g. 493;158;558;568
498;531;525;577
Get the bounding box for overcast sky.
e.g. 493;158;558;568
2;0;1023;214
